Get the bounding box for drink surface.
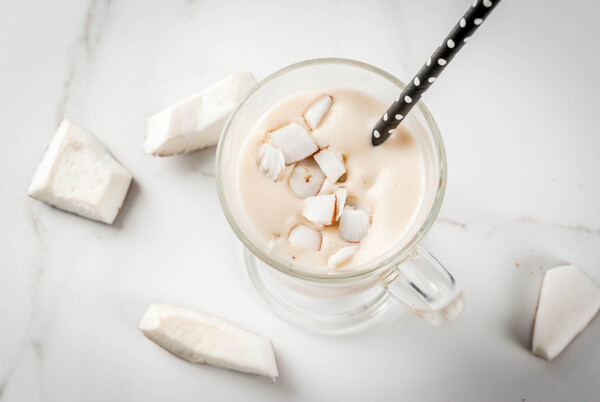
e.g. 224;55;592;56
237;89;426;272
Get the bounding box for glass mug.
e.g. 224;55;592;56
216;58;464;333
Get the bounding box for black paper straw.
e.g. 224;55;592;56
372;0;501;146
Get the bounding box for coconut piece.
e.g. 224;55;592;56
288;225;322;250
339;206;370;243
303;95;333;130
334;187;347;221
303;194;337;226
27;119;133;224
144;71;256;156
346;196;373;217
267;123;318;165
532;265;600;361
258;143;285;181
327;245;359;269
313;148;346;182
288;158;325;199
139;304;278;379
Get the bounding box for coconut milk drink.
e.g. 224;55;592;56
237;89;426;271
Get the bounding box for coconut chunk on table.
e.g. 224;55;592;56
28;119;133;224
139;304;279;379
532;265;600;361
144;71;256;156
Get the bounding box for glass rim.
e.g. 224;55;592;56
216;58;447;283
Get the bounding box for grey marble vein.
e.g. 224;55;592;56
519;216;600;235
30;339;44;390
27;202;45;242
0;208;51;394
0;264;47;395
437;215;600;236
198;169;215;178
54;64;75;125
82;0;113;62
0;342;25;399
3;269;49;397
55;0;113;124
436;217;467;228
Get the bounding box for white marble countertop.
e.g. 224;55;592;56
2;0;599;400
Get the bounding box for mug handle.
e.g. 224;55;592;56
380;247;465;326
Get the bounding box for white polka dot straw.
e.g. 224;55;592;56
372;0;501;146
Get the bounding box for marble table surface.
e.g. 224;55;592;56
2;0;599;400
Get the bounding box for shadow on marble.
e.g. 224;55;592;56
112;179;141;229
166;146;217;178
550;311;600;367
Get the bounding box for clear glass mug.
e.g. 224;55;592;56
216;59;465;333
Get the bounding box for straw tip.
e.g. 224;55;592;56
371;130;385;146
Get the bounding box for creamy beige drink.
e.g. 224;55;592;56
237;89;425;271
